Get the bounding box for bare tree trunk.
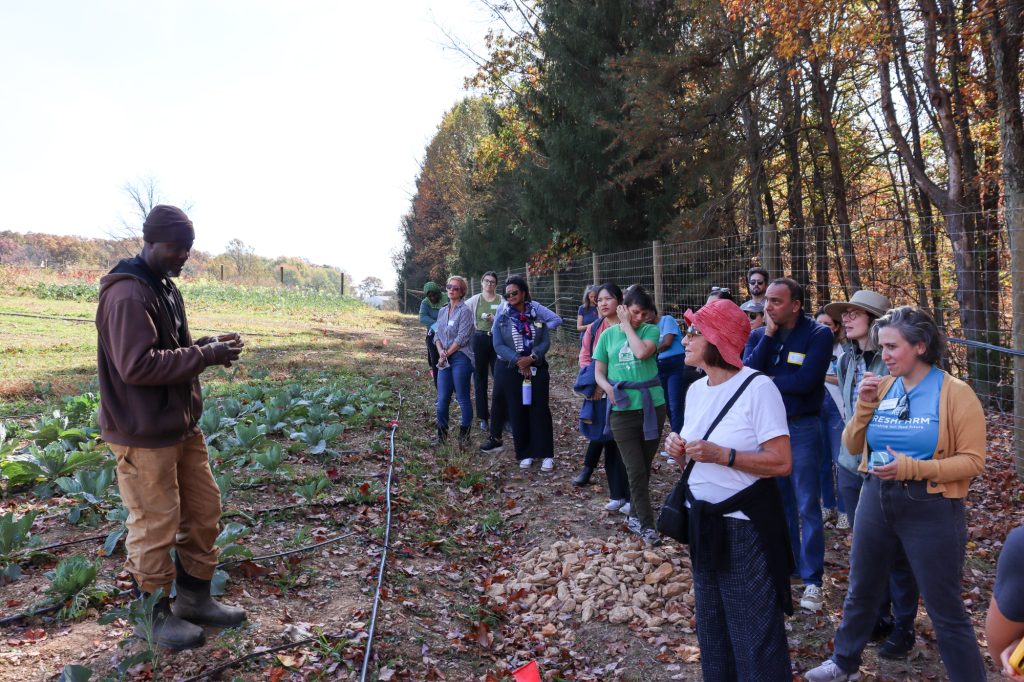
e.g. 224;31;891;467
980;0;1024;474
806;55;861;291
807;136;834;303
779;62;809;293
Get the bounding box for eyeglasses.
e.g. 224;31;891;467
685;325;703;339
505;289;521;297
747;312;762;320
841;309;865;320
748;279;765;286
896;393;910;421
482;279;497;286
446;284;462;291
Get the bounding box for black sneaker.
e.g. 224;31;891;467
878;626;915;659
479;437;505;454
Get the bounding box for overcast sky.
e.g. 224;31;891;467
0;1;492;288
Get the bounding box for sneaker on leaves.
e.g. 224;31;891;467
626;516;643;535
800;584;823;612
605;499;626;511
804;660;861;682
541;458;554;472
519;458;533;469
836;512;850;530
618;502;632;515
641;527;662;546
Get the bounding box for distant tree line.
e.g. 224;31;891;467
0;230;352;293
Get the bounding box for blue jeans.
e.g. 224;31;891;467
657;354;693;435
436;352;473;430
837;467;920;628
831;478;985;682
777;415;824;587
819;394;844;513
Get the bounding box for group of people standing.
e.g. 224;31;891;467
419;268;999;681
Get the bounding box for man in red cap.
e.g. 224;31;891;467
96;205;246;650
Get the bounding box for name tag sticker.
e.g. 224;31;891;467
447;320;455;327
878;398;899;411
787;352;806;365
490;304;499;309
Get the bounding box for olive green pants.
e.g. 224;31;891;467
610;405;666;530
109;432;221;595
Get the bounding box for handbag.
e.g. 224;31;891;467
572;320;603;397
656;371;763;543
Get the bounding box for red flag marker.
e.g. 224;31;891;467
512;661;541;682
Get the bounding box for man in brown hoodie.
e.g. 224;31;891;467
97;205;245;650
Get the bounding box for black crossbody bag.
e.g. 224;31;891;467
656;371;763;543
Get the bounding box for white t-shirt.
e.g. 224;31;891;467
681;367;789;519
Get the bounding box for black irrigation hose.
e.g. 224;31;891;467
181;631;347;682
11;532;108;560
216;530;360;569
0;588;133;627
359;394;402;682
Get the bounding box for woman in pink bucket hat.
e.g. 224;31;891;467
664;298;794;680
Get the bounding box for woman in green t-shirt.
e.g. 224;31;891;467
594;287;666;546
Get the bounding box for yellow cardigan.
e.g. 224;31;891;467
842;371;986;499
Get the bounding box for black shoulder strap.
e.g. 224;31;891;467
681;370;764;482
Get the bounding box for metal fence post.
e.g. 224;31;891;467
525;264;531;291
279;266;284;284
653;240;664;313
592;252;599;285
553;269;561;318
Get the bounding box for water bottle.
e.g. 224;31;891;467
522;378;532;405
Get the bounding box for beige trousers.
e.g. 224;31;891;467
109;433;222;595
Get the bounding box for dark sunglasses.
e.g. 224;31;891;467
747;312;762;320
446;284;462;291
685;325;703;339
748;279;765;286
505;289;521;297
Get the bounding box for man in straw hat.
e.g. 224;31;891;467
96;205;246;650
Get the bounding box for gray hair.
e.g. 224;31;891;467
870;305;945;365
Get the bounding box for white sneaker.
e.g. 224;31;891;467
519;458;533;469
836;513;850;530
800;584;823;612
541;458;554;472
605;499;626;511
804;659;861;681
626;516;643;535
618;502;632;515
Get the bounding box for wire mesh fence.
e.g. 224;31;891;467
407;207;1024;474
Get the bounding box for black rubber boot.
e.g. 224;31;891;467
171;556;246;628
572;466;594;487
144;595;206;651
878;624;915;659
870;615;894;642
433;427;448;445
458;426;472;447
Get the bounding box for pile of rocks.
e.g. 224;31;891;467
486;536;695;634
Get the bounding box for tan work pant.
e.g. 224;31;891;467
109;433;222;595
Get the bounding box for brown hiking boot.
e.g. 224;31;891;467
144;596;205;651
172;581;246;628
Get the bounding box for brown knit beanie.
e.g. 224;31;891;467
143;205;195;243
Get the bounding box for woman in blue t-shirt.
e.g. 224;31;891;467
576;286;599;345
651;307;697;440
806;306;987;682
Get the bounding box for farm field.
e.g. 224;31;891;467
0;275;1020;680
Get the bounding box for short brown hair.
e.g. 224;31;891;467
703;339;738;370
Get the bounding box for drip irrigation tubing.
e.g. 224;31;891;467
359;392;401;682
0;589;133;627
216;530;360;569
180;631;346;682
11;532;108;560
